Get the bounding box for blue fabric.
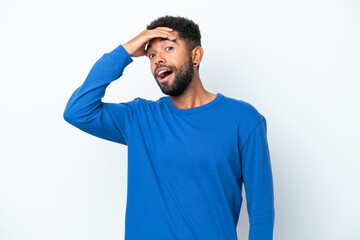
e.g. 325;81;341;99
63;44;275;240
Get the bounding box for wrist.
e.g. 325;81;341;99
122;43;133;56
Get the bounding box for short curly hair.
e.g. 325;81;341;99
146;15;201;70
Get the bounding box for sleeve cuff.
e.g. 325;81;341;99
106;44;133;69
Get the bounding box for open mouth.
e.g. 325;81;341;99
157;69;174;82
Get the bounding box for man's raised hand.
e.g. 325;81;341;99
122;27;176;58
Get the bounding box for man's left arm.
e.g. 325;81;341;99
240;117;275;240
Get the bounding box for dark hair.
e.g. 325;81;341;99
146;15;201;70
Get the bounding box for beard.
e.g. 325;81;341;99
154;56;194;97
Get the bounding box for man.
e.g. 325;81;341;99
63;15;275;240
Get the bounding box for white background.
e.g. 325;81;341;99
1;0;359;239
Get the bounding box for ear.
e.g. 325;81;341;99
191;46;204;66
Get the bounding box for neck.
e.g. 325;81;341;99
169;74;217;109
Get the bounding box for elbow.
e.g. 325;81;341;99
63;106;81;125
63;108;74;124
63;107;97;125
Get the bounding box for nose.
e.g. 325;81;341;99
154;53;166;66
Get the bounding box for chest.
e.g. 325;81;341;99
140;115;239;174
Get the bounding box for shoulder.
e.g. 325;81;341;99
120;96;162;113
221;95;265;124
117;96;143;108
221;95;267;146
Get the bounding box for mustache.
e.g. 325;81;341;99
155;65;176;72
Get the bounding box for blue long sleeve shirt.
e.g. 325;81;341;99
63;44;275;240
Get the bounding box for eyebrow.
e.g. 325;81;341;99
146;38;178;53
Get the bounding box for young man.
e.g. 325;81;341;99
63;15;275;240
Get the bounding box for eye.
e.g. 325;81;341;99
166;46;173;51
148;53;155;59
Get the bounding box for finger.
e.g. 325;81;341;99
156;26;173;31
157;29;176;38
146;31;176;41
157;33;176;40
146;29;175;37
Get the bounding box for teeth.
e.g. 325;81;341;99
158;70;169;76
